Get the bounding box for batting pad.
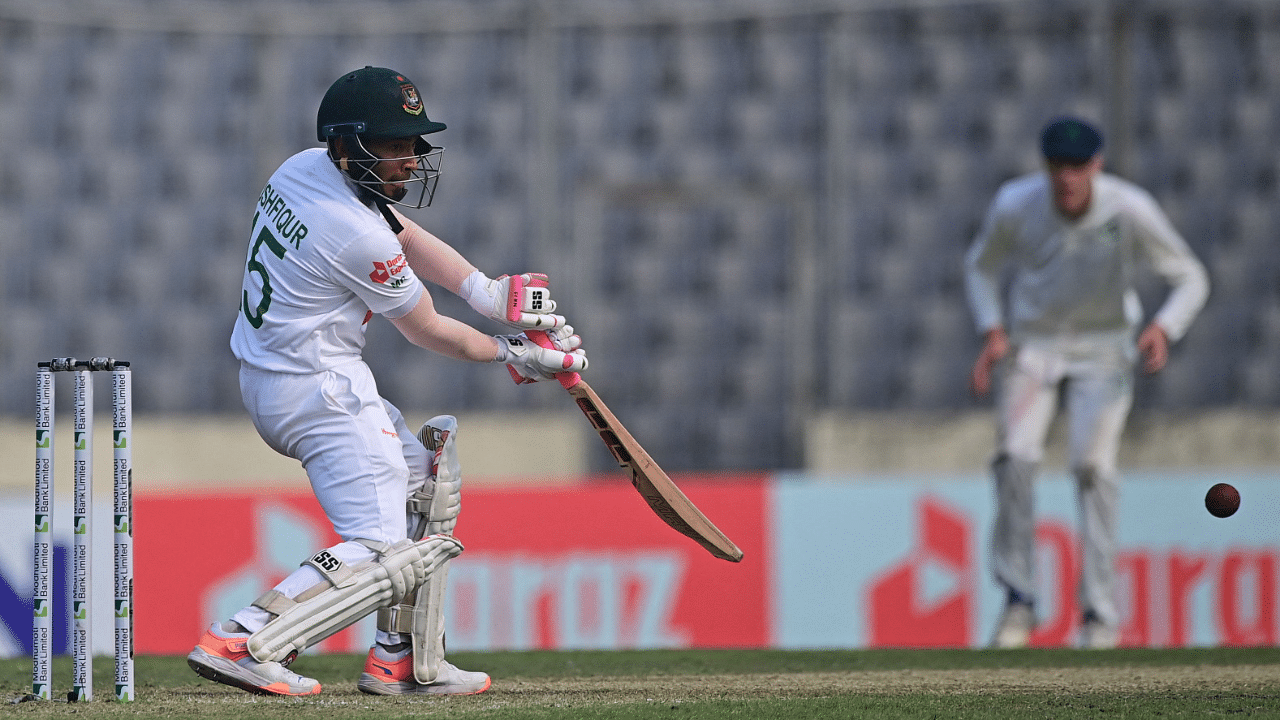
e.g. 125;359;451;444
378;414;461;682
246;535;462;663
415;415;462;536
412;563;450;682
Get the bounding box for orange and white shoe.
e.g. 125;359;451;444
357;644;491;696
187;622;321;696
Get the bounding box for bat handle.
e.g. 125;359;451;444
524;329;581;390
507;274;579;389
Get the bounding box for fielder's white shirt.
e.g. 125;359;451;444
964;171;1209;348
231;148;424;373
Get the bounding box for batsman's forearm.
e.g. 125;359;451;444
390;294;502;363
392;207;477;294
407;317;500;363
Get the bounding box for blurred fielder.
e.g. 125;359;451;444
964;117;1209;649
186;66;586;696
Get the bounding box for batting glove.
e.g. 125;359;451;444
462;271;566;330
495;326;587;384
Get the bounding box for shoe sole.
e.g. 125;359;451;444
357;673;491;696
988;639;1030;649
187;647;321;697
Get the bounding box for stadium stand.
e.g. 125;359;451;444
0;0;1275;471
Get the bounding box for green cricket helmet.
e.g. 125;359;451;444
317;66;446;208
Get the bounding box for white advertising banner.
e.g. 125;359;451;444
770;470;1280;648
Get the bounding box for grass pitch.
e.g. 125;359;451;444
4;647;1280;718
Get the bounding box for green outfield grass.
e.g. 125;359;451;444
4;647;1280;719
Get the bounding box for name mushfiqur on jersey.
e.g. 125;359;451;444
231;148;424;374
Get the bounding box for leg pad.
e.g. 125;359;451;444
247;535;462;663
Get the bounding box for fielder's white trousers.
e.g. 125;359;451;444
992;341;1133;629
231;360;430;634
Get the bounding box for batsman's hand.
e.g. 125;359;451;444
496;325;586;384
463;271;566;330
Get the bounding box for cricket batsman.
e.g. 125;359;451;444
186;66;587;696
965;117;1209;649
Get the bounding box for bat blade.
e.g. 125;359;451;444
512;322;743;563
566;379;744;563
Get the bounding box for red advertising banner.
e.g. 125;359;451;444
134;476;767;655
2;471;1275;658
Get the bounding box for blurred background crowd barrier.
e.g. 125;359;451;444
1;0;1277;474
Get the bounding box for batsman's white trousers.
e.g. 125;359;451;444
992;341;1132;629
231;360;430;634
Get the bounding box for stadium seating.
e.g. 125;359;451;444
0;0;1275;470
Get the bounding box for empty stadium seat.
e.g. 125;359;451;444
0;1;1273;469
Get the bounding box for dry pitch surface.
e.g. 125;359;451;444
481;664;1280;697
5;650;1280;718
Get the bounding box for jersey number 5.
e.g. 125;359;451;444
243;212;288;329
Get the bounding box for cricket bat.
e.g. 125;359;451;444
553;371;744;563
504;277;742;562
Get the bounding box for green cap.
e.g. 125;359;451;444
1040;117;1103;162
317;66;446;142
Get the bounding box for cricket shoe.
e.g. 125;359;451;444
357;644;491;695
989;602;1035;649
1080;613;1119;650
187;622;321;696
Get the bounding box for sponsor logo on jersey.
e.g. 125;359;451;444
1096;218;1122;245
369;254;409;287
400;82;423;116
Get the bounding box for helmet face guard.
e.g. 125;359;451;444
327;132;444;209
317;67;448;209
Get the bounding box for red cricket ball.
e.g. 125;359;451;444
1205;483;1240;518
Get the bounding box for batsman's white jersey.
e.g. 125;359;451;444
231;148;424;373
965;171;1209;351
225;147;436;636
